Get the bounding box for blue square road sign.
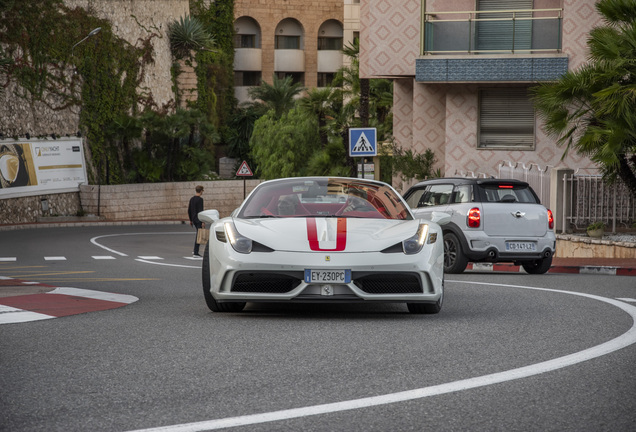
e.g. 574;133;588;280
349;128;377;157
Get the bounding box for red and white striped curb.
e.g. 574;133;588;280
466;263;636;276
0;277;138;324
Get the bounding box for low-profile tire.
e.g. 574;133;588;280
407;280;443;314
521;256;553;274
202;243;246;312
443;232;468;274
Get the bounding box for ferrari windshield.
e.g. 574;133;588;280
238;177;413;220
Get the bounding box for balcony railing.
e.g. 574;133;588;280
422;8;562;55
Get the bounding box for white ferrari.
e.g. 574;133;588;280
198;177;449;314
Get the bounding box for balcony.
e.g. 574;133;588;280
234;48;262;71
274;49;305;73
317;50;343;73
416;8;568;83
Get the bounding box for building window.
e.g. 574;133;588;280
275;72;304;86
479;88;534;149
317;73;335;87
234;71;262;87
275;35;300;49
234;34;256;48
318;37;343;51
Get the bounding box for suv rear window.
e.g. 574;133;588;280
478;184;538;203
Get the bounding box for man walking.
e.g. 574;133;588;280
188;185;205;258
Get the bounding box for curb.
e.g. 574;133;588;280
466;263;636;277
0;278;138;324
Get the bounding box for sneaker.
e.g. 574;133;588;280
192;253;202;258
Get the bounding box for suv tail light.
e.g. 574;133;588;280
467;207;481;228
547;209;554;230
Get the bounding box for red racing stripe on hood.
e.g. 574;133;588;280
306;218;347;251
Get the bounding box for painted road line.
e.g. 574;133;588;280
90;232;191;257
617;298;636;303
92;256;116;260
138;256;163;260
135;258;200;269
49;287;137;303
0;258;17;262
44;256;67;261
126;281;636;432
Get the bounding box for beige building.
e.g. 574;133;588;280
233;0;360;103
360;0;603;178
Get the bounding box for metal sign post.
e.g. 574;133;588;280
349;128;377;179
236;160;253;199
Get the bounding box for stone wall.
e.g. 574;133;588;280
0;193;82;225
79;180;261;221
556;235;636;260
0;0;187;138
0;180;261;227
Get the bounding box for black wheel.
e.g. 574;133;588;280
521;256;553;274
408;280;444;314
202;243;246;312
443;232;468;274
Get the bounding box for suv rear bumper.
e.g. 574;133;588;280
458;230;556;263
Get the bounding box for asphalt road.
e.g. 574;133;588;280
1;225;635;432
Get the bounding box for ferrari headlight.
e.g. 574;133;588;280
402;223;429;255
224;222;252;254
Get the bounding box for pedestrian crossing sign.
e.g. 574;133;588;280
349;128;377;156
236;160;253;177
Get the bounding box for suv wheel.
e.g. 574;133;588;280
443;232;468;274
521;256;553;274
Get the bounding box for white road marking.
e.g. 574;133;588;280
138;256;163;260
44;256;66;261
90;232;191;257
617;298;636;303
0;305;53;324
48;287;138;304
92;256;116;260
135;259;200;269
127;281;636;432
0;257;17;262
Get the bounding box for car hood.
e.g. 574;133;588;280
231;217;421;252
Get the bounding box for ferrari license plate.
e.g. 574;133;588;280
505;241;537;251
304;269;351;284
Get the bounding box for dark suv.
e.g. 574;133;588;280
403;178;556;274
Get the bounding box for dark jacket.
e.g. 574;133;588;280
188;195;204;225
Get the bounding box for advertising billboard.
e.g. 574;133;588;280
0;138;87;199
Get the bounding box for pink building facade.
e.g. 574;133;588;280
360;0;603;178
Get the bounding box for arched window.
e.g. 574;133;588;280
318;20;343;51
234;16;261;49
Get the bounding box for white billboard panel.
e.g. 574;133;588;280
0;138;87;199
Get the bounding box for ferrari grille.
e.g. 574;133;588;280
232;273;301;293
354;274;422;294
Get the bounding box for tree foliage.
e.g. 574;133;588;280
531;0;636;197
249;108;320;179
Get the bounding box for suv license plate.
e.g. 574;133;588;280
505;242;537;251
305;269;351;284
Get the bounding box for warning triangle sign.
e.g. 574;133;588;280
236;160;253;176
352;132;374;153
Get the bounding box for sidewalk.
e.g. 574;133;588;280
467;257;636;276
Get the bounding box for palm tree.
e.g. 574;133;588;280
531;0;636;198
168;16;215;59
247;74;305;119
298;87;336;148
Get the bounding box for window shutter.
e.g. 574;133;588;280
479;88;534;148
477;0;533;52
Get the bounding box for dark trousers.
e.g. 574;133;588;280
193;222;202;255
